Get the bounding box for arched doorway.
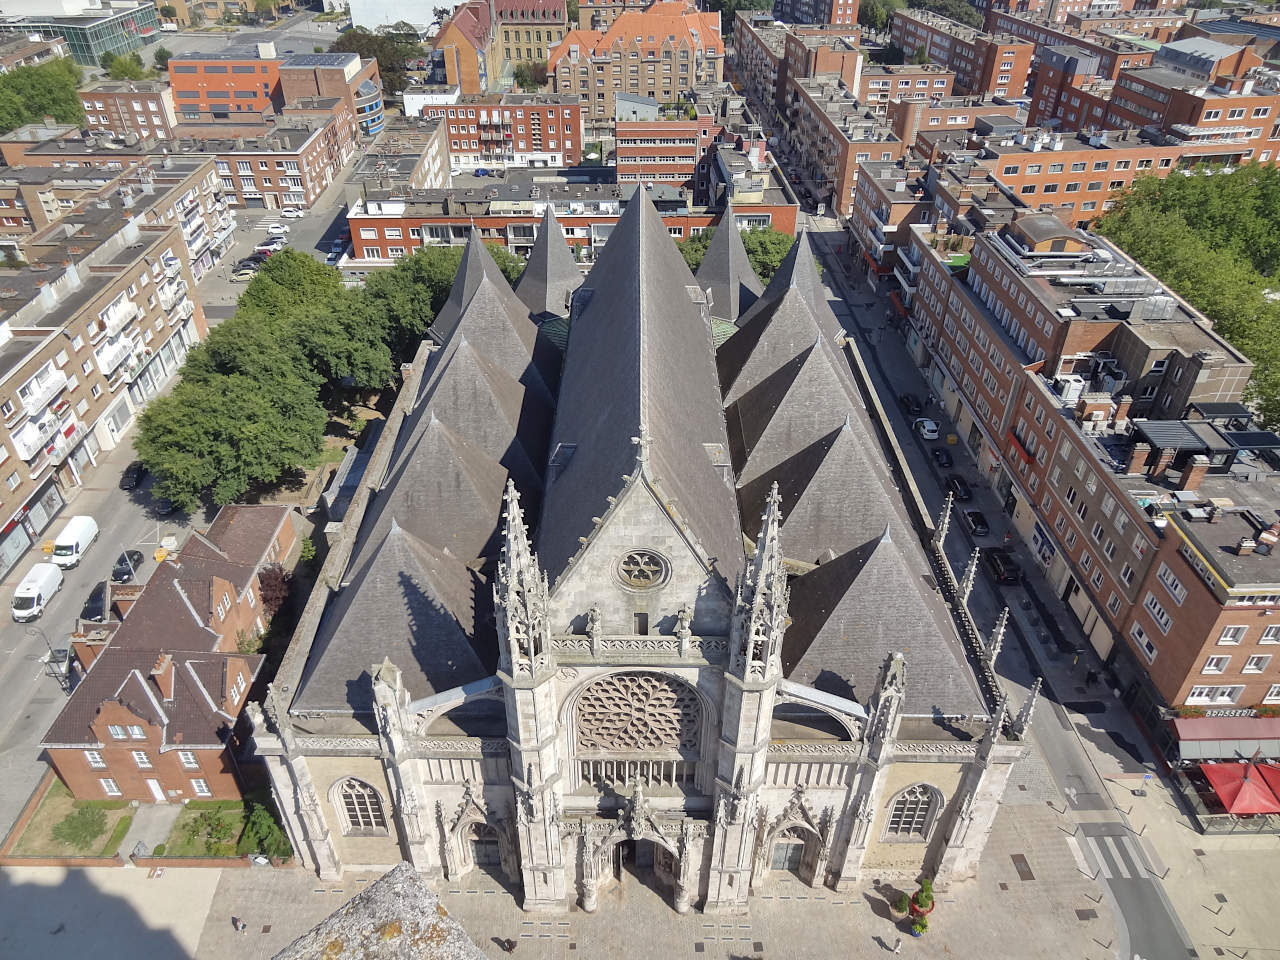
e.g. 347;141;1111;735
599;835;679;906
769;826;808;877
465;822;504;880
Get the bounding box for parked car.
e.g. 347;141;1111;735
51;515;100;569
154;497;177;516
120;460;147;490
330;237;347;252
80;580;109;623
11;562;62;622
42;647;71;678
112;550;144;584
254;239;286;255
985;548;1022;585
963;510;990;537
474;167;492;177
931;447;953;468
325;250;342;265
946;474;972;501
265;223;290;236
234;259;263;272
913;418;940;440
898;393;923;417
280;207;304;219
231;268;259;282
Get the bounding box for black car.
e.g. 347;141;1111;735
946;474;972;502
120;460;147;490
931;447;953;468
154;497;177;516
899;393;923;417
112;549;144;583
963;510;990;537
81;580;108;623
985;548;1022;585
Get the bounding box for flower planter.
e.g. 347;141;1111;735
910;930;922;938
909;900;935;917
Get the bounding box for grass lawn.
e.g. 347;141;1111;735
165;799;248;857
11;781;133;857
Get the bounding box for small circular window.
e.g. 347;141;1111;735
617;550;669;589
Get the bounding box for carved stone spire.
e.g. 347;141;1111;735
731;481;788;680
495;479;552;676
933;490;954;546
987;607;1009;663
867;651;906;764
960;547;981;604
976;693;1008;769
1010;677;1042;740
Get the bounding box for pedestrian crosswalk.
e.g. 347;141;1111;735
1081;832;1151;880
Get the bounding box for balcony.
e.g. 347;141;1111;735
95;337;137;377
870;240;894;261
10;409;59;461
103;298;140;338
158;279;188;312
20;369;68;419
893;264;917;297
49;418;82;464
871;206;890;227
163;257;181;279
171;298;195;325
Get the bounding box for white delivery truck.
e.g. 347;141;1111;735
50;515;99;569
11;562;63;622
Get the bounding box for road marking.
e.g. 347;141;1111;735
1085;834;1148;880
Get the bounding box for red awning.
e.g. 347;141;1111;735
1199;762;1280;814
1254;762;1280;802
888;291;907;316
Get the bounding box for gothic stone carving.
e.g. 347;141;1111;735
576;672;699;752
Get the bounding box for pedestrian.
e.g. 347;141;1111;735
1085;669;1098;687
893;936;903;953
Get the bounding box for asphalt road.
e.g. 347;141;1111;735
0;441;199;826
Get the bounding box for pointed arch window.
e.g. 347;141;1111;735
337;778;388;836
884;783;942;841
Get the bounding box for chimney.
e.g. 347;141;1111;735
1179;454;1210;493
1113;393;1133;425
1126;442;1151;475
151;653;175;701
1151;446;1176;480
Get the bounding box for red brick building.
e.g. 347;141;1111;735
278;53;385;138
79;80;179;141
416;93;583;169
43;504;298;803
169;51;282;121
891;9;1035;97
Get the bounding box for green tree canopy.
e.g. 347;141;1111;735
153;46;173;70
677;226;798;282
103;51;147;81
254;0;275;14
859;0;904;32
907;0;982;28
0;58;83;134
1096;165;1280;425
566;0;579;24
330;27;422;94
513;61;548;90
159;4;178;18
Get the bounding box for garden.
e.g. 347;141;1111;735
9;780;133;858
159;791;292;859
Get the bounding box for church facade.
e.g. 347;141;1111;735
249;195;1031;914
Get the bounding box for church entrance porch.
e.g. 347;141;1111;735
603;838;679;903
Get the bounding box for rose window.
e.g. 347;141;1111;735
617;550;668;588
576;672;699;752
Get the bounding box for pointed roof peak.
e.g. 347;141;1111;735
879;522;892;545
516;203;583;320
696;202;763;324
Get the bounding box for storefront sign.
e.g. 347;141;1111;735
1205;708;1257;718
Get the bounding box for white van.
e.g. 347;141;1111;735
11;562;63;622
51;515;99;569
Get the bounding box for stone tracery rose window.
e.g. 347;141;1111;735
576;671;699;752
617;550;668;589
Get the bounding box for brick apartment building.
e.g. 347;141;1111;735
343;117;451;208
885;95;1024;154
415;92;583;169
1062;10;1187;41
170;48;384;136
983;10;1157;80
0;33;69;72
859;64;955;105
615;89;767;200
41;504;297;803
0;159;223;578
343;173;796;269
976;0;1181;26
0;167;118;244
495;0;569;66
578;0;649;31
732;13;864;120
430;1;497;94
891;9;1035;98
772;0;861;27
549;3;723;138
169;107;357;210
79;81;180;141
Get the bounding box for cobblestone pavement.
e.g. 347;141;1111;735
192;784;1115;960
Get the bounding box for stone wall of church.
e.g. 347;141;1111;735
309;755;404;869
546;481;733;639
859;760;964;873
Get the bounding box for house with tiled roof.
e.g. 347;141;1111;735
432;1;499;94
42;503;297;803
549;2;723;135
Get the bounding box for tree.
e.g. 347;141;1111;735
513;61;547;90
103;52;147;81
566;0;578;24
258;564;292;617
909;44;931;65
0;58;84;134
254;0;275;15
52;806;107;851
153;46;173;70
859;0;904;32
907;0;982;28
159;4;177;18
677;226;797;282
330;27;422;95
237;802;293;858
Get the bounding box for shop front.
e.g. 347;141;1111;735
0;477;66;579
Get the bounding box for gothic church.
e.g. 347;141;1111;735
249;192;1024;913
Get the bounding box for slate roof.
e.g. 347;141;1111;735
695;203;763;325
515;206;583;322
536;188;745;587
42;645;263;748
732;230;837;334
783;530;984;714
294;522;495;715
273;861;486;960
